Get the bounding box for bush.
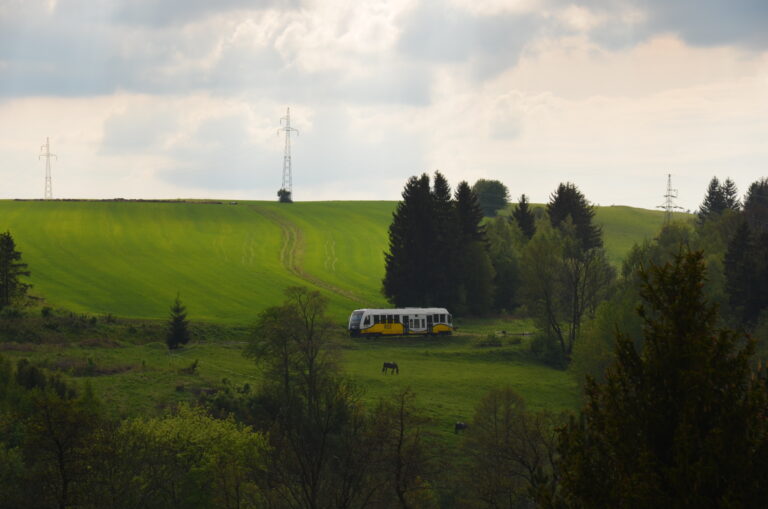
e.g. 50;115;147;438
474;334;503;347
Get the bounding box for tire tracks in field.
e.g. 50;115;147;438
251;206;365;304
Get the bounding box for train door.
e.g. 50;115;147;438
426;314;434;334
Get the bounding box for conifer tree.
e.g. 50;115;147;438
547;183;602;251
383;174;435;307
166;294;190;350
431;171;456;306
697;176;728;224
722;177;740;211
512;194;536;240
0;231;30;309
454;181;494;314
744;178;768;235
557;251;768;507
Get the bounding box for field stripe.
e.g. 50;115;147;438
251;206;365;304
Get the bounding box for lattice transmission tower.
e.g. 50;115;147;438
657;173;683;224
39;137;57;200
277;107;298;203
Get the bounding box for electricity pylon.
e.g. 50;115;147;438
277;107;298;203
39;137;57;200
657;173;683;224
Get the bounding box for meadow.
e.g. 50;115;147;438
0;199;690;429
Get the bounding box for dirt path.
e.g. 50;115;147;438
252;206;365;304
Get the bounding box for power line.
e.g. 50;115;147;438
277;107;298;203
39;137;57;200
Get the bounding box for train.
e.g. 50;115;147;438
348;307;453;337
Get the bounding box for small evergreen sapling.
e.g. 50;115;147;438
166;294;190;350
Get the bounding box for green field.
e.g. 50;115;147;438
0;199;690;425
0;200;687;323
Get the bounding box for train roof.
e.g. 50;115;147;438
351;307;450;314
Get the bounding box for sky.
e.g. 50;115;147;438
0;0;766;211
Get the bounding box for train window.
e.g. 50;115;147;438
433;314;438;321
422;319;425;328
363;315;370;326
395;315;400;323
387;315;393;323
374;315;380;324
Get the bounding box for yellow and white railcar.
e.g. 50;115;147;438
348;307;453;337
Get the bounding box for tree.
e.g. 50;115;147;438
455;181;495;314
744;177;768;235
431;171;457;307
0;231;30;309
512;194;536;240
722;177;740;211
485;217;525;313
472;179;510;217
462;386;560;508
369;389;438;509
521;222;614;364
245;287;378;509
547;183;602;251
697;176;727;223
558;250;768;507
166;294;190;350
383;174;436;307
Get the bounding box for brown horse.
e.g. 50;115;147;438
382;362;399;375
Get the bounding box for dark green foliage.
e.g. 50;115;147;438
462;387;560;507
744;177;768;234
431;171;459;308
521;221;614;365
245;287;381;508
724;219;768;327
697;176;728;223
485;217;525;312
547;183;602;251
383;175;494;314
166;294;190;350
512;194;536;240
472;179;510;217
558;251;768;508
0;231;30;309
722;177;740;211
383;174;436;307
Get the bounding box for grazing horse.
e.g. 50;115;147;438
382;362;399;375
454;421;468;434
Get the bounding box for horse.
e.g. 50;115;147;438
382;362;399;375
454;421;468;434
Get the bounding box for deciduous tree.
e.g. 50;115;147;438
472;179;510;217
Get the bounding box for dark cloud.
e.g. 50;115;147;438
560;0;768;49
397;1;539;78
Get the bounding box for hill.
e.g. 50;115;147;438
0;200;689;323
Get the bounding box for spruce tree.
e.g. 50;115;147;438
724;220;760;325
383;174;435;307
0;231;30;309
512;194;536;240
697;176;728;224
557;251;768;507
722;177;740;211
166;294;190;350
431;171;456;307
547;183;602;251
744;178;768;235
454;181;494;314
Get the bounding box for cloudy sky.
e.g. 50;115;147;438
1;0;766;210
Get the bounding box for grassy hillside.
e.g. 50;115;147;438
0;200;688;324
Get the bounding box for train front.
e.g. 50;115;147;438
348;309;364;337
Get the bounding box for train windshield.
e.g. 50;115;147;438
349;311;364;328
